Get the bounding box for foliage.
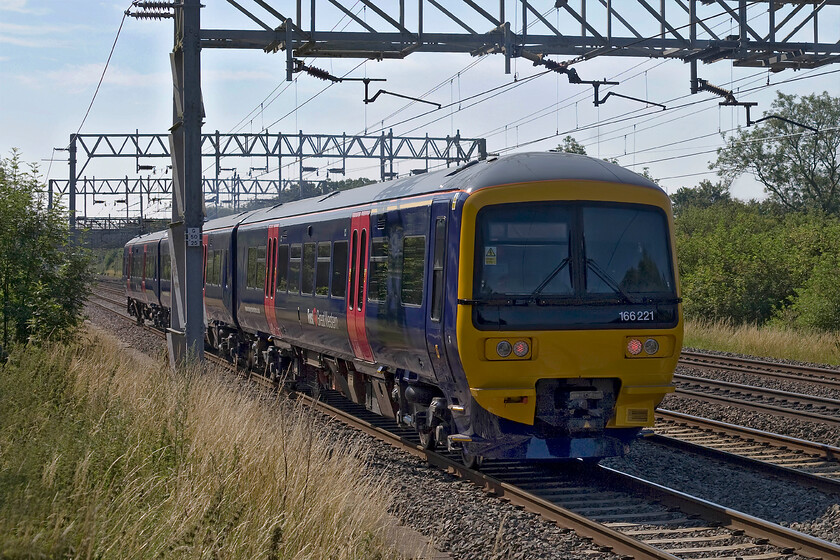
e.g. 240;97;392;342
673;186;840;330
670;179;731;215
712;91;840;214
0;331;398;558
0;150;93;346
555;135;587;155
91;247;124;277
675;201;797;324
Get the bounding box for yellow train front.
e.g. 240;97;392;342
443;153;682;463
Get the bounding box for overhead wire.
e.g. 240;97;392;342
74;4;131;137
250;2;824;186
47;2;131;182
493;66;838;159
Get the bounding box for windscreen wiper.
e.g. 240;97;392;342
458;296;531;306
530;257;570;298
585;259;638;304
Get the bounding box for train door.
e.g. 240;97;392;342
141;244;148;297
425;200;450;378
264;225;280;335
346;211;375;362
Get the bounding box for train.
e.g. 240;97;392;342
124;151;683;466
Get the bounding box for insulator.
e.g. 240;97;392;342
128;10;174;19
306;65;340;82
696;79;736;103
133;1;176;8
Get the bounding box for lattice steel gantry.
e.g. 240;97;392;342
202;1;840;75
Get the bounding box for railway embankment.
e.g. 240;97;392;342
0;322;418;559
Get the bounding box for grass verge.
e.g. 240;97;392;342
684;318;840;366
0;328;403;559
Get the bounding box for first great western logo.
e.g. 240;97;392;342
306;307;339;330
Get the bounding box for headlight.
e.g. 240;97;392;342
496;340;512;358
644;338;660;355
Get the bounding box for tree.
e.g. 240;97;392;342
0;150;93;348
555;135;587;155
713;91;840;214
670;179;731;215
554;135;658;183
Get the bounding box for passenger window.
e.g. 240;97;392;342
368;238;388;302
302;242;316;294
276;245;289;292
331;241;348;298
288;244;301;293
402;236;425;306
213;251;220;285
146;252;155;279
256;246;266;290
315;243;330;296
205;250;212;284
247;247;257;288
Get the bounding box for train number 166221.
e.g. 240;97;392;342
619;310;655;322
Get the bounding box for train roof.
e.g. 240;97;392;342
124;229;167;247
125;152;664;245
232;151;662;228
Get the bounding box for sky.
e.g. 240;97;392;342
1;1;838;218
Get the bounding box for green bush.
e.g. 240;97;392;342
674;198;840;330
780;252;840;331
0;150;93;346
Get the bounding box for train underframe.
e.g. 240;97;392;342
125;310;637;466
203;322;636;465
126;298;170;329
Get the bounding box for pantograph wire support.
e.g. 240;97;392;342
522;51;664;110
292;59;441;109
695;78;818;132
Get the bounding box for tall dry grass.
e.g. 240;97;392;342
0;328;406;559
684;318;840;366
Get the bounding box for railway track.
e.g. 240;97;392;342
652;410;840;494
293;389;840;560
680;350;840;390
87;288;840;560
674;374;840;427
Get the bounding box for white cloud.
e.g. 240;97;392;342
0;0;48;14
0;21;92;47
17;63;169;93
204;69;277;83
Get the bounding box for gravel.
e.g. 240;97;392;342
85;298;840;552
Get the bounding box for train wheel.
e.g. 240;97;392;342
460;448;483;470
417;427;435;450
